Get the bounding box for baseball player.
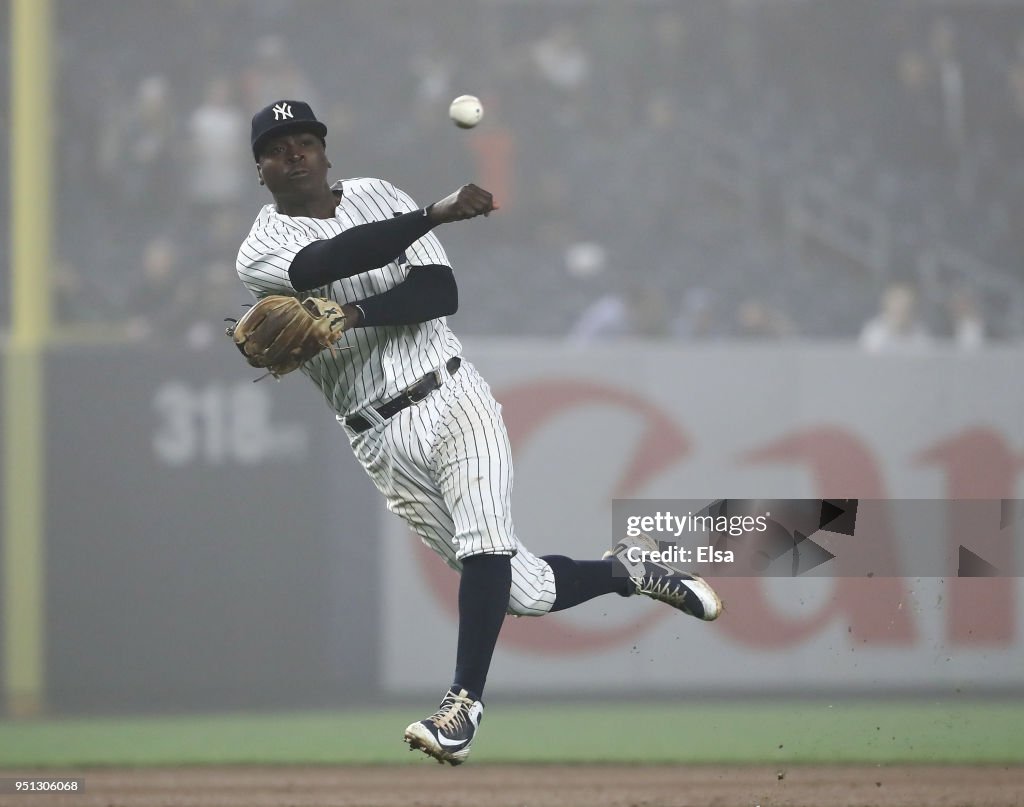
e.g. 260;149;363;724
235;100;722;766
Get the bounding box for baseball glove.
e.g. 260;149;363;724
225;295;350;380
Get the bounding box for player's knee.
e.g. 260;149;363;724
506;593;554;617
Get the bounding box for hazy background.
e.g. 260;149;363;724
7;0;1024;343
1;0;1023;719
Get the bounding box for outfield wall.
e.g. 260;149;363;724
1;340;1022;712
382;340;1024;694
6;344;383;712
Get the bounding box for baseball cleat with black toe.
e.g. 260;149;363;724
604;533;723;621
404;688;483;766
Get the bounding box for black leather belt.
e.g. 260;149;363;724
346;357;461;433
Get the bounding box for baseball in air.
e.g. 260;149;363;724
449;95;483;128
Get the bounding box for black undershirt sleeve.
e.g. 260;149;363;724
289;208;435;292
351;265;458;327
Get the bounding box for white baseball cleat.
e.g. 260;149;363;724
404;688;483;766
604;533;723;621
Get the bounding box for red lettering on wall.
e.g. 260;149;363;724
499;379;689;500
916;427;1020;499
417;379;691;654
714;427;916;648
916;428;1019;644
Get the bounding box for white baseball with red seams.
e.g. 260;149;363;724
449;95;483;128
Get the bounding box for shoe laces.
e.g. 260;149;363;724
429;690;474;733
636;575;689;609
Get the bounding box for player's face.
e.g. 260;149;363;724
256;130;330;197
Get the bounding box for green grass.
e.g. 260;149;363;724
0;700;1021;768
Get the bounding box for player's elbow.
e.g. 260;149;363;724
440;271;458;316
407;264;457;318
430;265;458;316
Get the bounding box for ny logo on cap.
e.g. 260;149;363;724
272;102;294;121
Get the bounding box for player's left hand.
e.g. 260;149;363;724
426;184;499;224
225;295;351;381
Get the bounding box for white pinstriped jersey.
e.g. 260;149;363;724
235;177;463;417
235;176;557;614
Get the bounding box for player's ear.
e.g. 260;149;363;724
256;164;265;186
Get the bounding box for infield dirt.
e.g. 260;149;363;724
2;764;1022;807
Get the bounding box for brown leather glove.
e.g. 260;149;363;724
226;295;349;380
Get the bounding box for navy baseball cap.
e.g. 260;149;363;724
251;100;327;160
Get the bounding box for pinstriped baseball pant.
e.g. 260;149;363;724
342;359;557;616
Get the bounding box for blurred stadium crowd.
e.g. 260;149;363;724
2;0;1023;349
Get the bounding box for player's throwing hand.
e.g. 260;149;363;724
426;183;499;223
